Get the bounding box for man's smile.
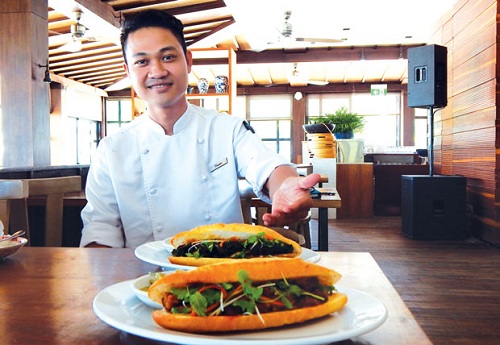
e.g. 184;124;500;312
147;81;172;89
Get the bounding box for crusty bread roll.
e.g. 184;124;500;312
149;257;348;333
168;223;302;267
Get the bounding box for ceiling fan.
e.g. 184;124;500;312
58;7;97;52
271;10;343;46
289;63;329;86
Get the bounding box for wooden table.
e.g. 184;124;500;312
0;247;430;345
252;188;341;251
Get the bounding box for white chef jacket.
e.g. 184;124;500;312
80;103;292;248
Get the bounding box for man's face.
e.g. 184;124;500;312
123;27;192;111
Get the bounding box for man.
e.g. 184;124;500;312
80;9;320;248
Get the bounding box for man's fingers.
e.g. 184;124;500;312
298;173;321;189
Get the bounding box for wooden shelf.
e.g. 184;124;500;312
187;92;230;98
188;47;236;114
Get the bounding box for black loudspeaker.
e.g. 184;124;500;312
407;44;448;108
401;175;466;240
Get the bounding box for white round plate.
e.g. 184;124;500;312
135;240;320;270
93;282;387;345
162;237;174;251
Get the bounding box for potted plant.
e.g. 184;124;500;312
306;107;364;139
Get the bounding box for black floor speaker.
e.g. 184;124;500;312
407;44;447;108
401;175;466;240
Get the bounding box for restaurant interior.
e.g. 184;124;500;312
1;0;500;344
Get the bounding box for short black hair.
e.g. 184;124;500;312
120;9;187;64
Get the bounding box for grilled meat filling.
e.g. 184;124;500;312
171;233;294;259
160;276;333;317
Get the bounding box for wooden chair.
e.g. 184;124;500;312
288;214;312;249
0;179;29;236
9;176;82;247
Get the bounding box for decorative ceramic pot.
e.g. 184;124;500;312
214;75;228;93
197;78;209;94
334;131;354;139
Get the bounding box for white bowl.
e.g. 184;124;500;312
131;272;170;309
0;237;28;260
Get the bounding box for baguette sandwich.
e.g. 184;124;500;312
148;257;348;333
168;223;302;266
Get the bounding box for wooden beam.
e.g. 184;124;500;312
74;0;120;28
48;0;120;31
237;45;422;64
50;73;108;97
237;82;406;95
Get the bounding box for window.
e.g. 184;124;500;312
106;99;133;136
414;108;429;149
307;94;350;117
352;92;401;147
307;92;402;149
250;120;291;160
244;95;293;161
76;118;100;164
237;91;422;162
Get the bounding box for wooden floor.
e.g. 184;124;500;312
308;217;500;345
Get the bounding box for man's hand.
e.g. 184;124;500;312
262;172;321;227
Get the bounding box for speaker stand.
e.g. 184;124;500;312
427;106;435;176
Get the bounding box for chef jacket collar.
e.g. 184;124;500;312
143;102;192;136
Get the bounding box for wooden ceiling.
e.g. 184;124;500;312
47;0;428;92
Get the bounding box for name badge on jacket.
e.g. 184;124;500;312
210;157;228;172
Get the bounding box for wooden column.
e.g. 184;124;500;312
292;92;306;163
0;0;50;167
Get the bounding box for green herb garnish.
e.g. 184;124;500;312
165;269;333;323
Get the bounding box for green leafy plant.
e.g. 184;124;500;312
310;107;364;134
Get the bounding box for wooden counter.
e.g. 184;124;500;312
336;163;373;218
